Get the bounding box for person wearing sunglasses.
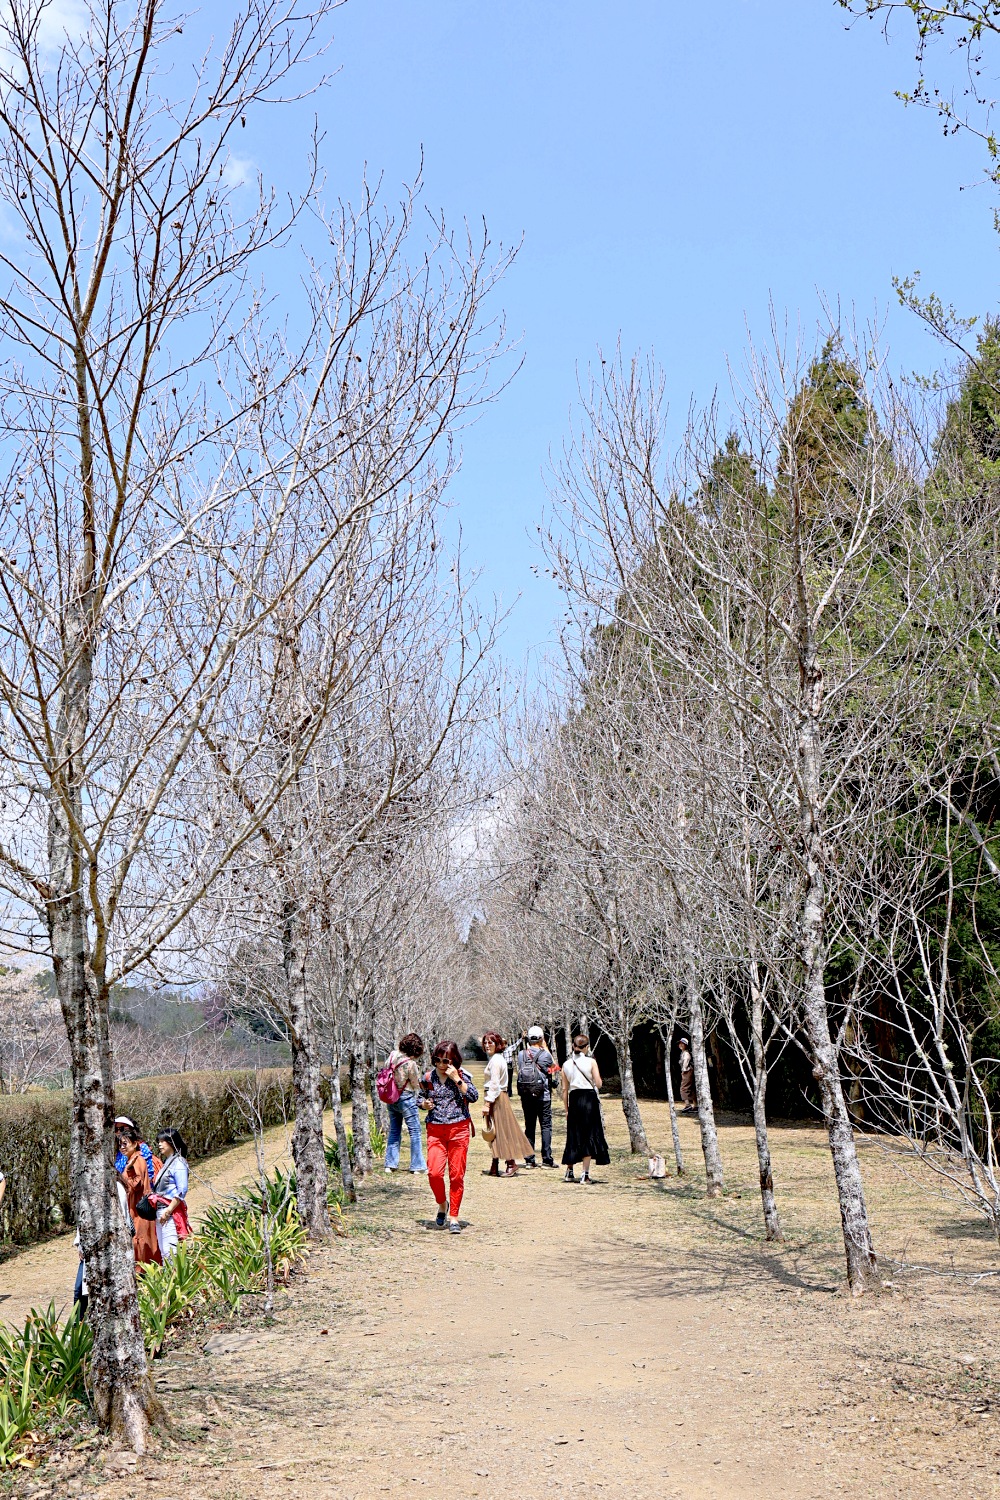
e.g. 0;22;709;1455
418;1040;478;1233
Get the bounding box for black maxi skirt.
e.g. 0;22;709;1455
562;1089;611;1166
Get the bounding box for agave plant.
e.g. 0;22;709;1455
0;1305;91;1467
0;1369;36;1468
0;1304;91;1407
136;1242;207;1356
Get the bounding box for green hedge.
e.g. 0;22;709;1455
0;1069;293;1247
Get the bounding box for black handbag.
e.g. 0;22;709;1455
135;1195;157;1221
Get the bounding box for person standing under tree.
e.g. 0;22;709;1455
516;1026;557;1168
151;1128;191;1261
678;1037;697;1114
561;1033;610;1184
118;1127;159;1266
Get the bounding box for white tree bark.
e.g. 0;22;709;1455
615;1024;650;1155
660;1023;685;1176
686;981;724;1198
282;897;331;1237
749;964;782;1241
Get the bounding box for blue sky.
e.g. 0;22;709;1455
252;1;997;673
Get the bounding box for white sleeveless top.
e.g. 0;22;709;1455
564;1053;597;1091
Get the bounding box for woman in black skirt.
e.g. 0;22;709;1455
560;1033;610;1183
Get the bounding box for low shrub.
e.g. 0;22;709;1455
199;1199;308;1314
135;1241;206;1357
0;1304;90;1467
0;1069;293;1245
325;1124;387;1170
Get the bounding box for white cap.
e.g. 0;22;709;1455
527;1027;544;1041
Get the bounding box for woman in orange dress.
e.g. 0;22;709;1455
119;1126;160;1265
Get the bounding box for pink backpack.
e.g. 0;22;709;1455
376;1061;402;1104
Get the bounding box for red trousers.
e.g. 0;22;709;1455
426;1122;471;1217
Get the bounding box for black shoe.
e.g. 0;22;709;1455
563;1169;576;1183
524;1158;538;1169
435;1209;446;1228
543;1159;556;1168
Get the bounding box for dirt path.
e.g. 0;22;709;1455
6;1089;1000;1499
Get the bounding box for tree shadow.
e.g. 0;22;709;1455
931;1217;997;1243
545;1236;841;1300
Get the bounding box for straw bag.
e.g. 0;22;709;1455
481;1115;497;1144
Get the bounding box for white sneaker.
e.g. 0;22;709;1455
384;1166;395;1174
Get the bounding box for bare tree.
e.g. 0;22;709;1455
0;0;489;1444
547;331;955;1293
489;695;656;1156
848;784;1000;1243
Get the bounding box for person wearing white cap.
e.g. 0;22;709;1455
515;1026;557;1168
113;1117;158;1181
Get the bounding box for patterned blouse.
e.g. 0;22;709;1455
421;1068;479;1125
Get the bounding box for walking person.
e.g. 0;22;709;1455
118;1126;159;1265
151;1128;191;1261
561;1033;610;1184
516;1026;557;1168
382;1032;427;1174
481;1033;533;1177
418;1041;478;1234
678;1037;697;1114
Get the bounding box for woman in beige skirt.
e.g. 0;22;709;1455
481;1032;534;1177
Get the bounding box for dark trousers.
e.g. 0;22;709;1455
74;1258;88;1320
519;1089;553;1163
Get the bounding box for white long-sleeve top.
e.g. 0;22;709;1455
484;1052;508;1102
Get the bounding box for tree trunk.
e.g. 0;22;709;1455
367;1027;388;1138
49;585;162;1448
797;662;879;1295
615;1031;650;1155
50;927;164;1447
661;1024;684;1176
563;1001;573;1064
687;982;724;1197
281;899;330;1237
330;1051;356;1203
800;881;879;1292
750;967;782;1241
349;1046;373;1178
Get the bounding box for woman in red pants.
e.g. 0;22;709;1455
418;1040;479;1234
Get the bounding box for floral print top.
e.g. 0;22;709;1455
421;1068;479;1125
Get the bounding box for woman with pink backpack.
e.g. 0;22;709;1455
379;1033;427;1174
